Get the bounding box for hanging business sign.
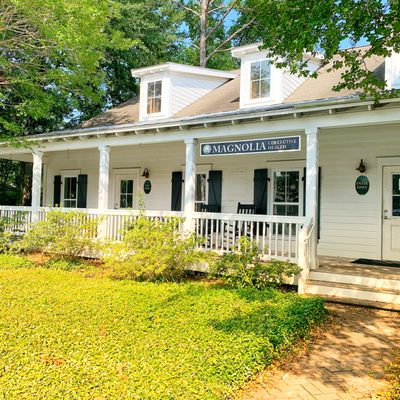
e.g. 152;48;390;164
200;136;301;157
143;180;152;194
355;175;369;195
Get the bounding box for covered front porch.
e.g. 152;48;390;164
0;127;320;293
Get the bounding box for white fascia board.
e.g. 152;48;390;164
4;99;400;154
131;62;237;80
231;42;263;59
3;102;400;155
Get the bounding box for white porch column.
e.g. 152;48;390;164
31;149;43;222
298;128;319;294
305;128;319;224
98;145;111;210
184;138;197;232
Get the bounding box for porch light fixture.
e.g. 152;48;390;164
141;168;150;179
356;159;367;174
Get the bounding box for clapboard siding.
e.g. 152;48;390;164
282;73;305;100
170;73;227;115
318;124;400;259
43;124;400;260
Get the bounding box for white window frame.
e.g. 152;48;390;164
194;171;208;211
146;79;162;115
269;168;304;217
250;59;271;100
61;169;80;209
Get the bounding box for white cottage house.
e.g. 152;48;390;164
2;43;400;308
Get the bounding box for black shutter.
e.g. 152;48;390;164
171;171;183;211
253;169;268;214
77;174;88;208
303;167;321;239
53;175;61;206
207;170;222;211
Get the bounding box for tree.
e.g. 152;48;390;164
245;0;400;99
94;0;181;111
0;0;132;138
172;0;255;69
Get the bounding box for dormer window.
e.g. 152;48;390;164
250;60;271;99
147;80;162;114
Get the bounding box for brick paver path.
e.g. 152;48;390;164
243;303;400;400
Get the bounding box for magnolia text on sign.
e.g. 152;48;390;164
200;136;301;156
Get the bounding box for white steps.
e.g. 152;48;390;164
305;267;400;310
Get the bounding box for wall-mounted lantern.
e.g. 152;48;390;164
356;159;367;174
141;168;150;179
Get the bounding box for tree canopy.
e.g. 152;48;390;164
246;0;400;99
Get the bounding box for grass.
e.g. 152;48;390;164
0;266;326;400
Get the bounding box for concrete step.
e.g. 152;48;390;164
305;279;400;307
309;269;400;291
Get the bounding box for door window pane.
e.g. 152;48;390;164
119;179;134;209
392;174;400;216
393;196;400;216
63;177;77;208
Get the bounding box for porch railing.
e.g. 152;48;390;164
0;206;306;263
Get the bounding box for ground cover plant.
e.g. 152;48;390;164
0;266;326;400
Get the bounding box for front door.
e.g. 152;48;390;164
382;166;400;261
115;175;135;209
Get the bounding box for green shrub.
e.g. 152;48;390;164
103;213;201;281
0;212;28;252
13;210;101;261
211;237;302;289
0;254;33;269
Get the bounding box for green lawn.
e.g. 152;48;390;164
0;268;326;399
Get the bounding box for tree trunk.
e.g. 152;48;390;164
20;162;32;206
199;0;208;68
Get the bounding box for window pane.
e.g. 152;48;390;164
126;195;133;208
251;81;260;99
393;196;400;216
127;180;133;194
251;62;260;80
147;98;154;114
120;195;127;208
120;180;127;194
260;79;270;98
393;174;400;195
273;204;299;216
260;61;270;79
273;172;286;202
154;81;162;96
154;98;161;113
147;82;155;97
195;174;207;202
273;205;286;215
286;205;299;216
287;171;299;202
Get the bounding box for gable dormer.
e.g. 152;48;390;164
131;63;237;121
385;52;400;90
231;43;322;109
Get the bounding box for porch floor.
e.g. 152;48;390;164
316;256;400;280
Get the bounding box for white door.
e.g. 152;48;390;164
382;166;400;261
115;175;135;209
